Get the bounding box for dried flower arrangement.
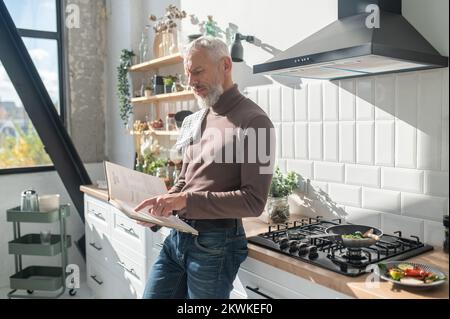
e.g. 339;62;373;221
148;5;187;34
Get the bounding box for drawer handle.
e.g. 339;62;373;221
245;286;274;299
118;223;138;238
116;261;140;280
89;242;102;251
90;210;105;221
90;275;103;285
155;243;164;249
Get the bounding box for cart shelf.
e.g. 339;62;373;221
7;205;70;223
8;234;72;256
10;266;64;291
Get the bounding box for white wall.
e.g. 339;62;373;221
0;163;105;288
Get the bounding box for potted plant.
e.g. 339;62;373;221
144;86;153;97
265;167;299;224
117;49;135;128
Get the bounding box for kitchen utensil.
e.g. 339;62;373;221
20;190;39;212
376;261;447;288
324;224;383;248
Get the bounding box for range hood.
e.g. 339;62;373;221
253;0;448;80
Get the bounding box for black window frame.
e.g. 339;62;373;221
0;0;66;175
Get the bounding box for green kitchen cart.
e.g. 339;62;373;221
6;204;76;299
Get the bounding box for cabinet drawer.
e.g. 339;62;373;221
115;278;145;299
240;258;351;299
85;196;110;235
87;256;119;299
152;227;171;248
236;267;308;299
111;207;146;254
110;239;147;287
85;223;114;268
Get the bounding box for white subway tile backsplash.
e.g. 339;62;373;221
328;183;361;207
294;123;309;160
339;80;355;121
310;180;328;193
375;76;395;120
375;121;395;167
324;122;339;162
314;162;345;183
339;122;355;164
287;160;314;179
356;78;374;121
246;87;258;105
396;73;418;125
424;171;449;197
381;214;424;241
346;165;380;188
395;120;417;169
417;70;442;170
308;83;323;122
362;188;401;214
281;123;294;159
323;82;339;121
424;220;445;248
356;122;374;165
282;86;295;122
269;86;281;122
344;207;382;229
381;168;424;194
295;85;308;121
401;192;447;222
309;123;323;160
274;123;282;158
258;87;269;115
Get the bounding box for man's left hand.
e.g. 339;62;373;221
134;192;187;217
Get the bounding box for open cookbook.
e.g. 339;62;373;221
104;161;198;235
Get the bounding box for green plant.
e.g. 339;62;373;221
117;49;135;127
269;167;299;198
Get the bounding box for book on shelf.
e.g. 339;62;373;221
104;161;198;235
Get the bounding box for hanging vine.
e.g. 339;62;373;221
117;49;135;127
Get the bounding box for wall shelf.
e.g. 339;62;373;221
131;90;194;104
129;53;184;72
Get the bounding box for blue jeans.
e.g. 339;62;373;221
142;225;248;299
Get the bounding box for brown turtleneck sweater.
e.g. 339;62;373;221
169;84;276;220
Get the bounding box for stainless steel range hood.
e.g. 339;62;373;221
253;0;448;80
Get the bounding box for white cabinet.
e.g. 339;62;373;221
232;258;352;299
84;195;168;299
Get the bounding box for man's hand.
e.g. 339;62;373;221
134;192;188;228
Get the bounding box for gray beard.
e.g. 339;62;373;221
195;84;224;109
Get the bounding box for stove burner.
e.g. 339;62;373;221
248;218;434;277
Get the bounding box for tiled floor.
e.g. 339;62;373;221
0;282;94;299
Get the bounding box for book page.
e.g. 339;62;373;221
104;161;198;236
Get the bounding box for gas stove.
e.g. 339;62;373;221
248;217;434;277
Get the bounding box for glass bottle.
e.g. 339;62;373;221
138;31;149;63
166;113;177;131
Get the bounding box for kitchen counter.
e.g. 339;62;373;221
80;185;449;299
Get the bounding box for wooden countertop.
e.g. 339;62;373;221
81;185;449;299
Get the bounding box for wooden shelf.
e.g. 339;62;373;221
129;53;183;72
131;90;194;104
130;128;180;137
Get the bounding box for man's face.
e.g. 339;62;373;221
185;48;224;108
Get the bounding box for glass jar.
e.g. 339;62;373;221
138;31;149;63
266;196;290;224
166;113;177;131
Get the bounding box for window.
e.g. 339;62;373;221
0;0;64;173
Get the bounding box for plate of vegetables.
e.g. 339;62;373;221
377;262;447;288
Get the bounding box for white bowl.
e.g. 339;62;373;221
39;194;60;212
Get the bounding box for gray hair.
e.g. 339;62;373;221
183;36;230;62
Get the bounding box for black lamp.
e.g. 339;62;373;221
231;33;255;62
